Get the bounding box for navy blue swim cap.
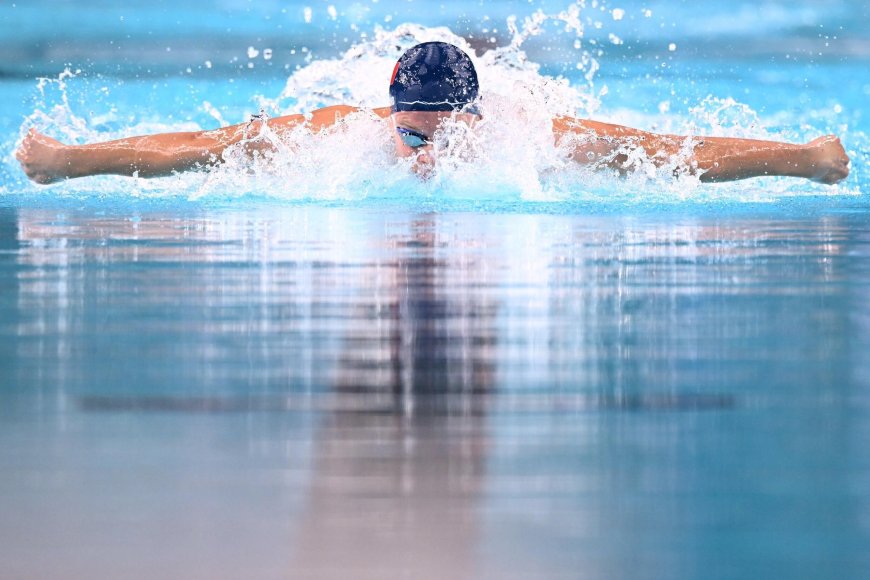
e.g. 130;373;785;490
389;42;480;114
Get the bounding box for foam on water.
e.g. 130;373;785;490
1;0;866;208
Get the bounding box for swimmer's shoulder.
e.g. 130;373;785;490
315;105;391;119
305;105;391;130
268;105;391;133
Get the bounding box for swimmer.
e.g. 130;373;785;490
16;41;850;185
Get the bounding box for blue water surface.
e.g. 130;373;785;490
1;2;869;579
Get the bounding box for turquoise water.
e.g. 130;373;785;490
1;1;870;579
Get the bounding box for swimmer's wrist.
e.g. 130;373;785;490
800;144;818;179
49;143;75;179
61;145;93;179
63;144;122;178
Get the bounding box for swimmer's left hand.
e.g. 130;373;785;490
805;135;850;185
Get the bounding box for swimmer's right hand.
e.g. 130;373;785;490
805;135;850;185
15;128;70;184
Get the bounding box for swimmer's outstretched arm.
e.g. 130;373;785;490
15;105;367;184
556;118;850;184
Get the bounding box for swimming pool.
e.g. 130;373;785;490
1;1;869;578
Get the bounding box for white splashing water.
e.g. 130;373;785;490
5;0;863;205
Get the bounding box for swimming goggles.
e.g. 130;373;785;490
396;127;431;148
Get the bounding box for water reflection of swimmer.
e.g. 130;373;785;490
287;216;495;579
17;42;849;185
331;215;496;410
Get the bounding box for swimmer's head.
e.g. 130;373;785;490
390;109;478;177
389;41;480;115
388;42;480;175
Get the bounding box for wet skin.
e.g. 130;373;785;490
15;105;850;185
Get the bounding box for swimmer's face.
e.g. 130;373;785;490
391;111;478;177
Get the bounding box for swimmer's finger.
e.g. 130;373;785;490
18;128;36;151
14;136;29;162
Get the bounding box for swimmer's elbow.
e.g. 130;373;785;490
185;129;246;162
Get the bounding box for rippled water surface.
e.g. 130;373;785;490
1;206;870;579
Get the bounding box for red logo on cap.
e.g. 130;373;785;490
390;61;400;85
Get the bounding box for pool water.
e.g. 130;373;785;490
1;1;869;579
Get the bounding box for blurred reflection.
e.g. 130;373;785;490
4;207;868;579
289;216;496;579
9;209;852;402
0;207;19;392
332;216;497;409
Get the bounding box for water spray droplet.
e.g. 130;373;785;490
611;8;625;21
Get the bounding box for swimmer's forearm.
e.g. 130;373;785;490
60;132;226;178
557;118;845;183
17;107;361;184
627;132;813;182
60;120;291;178
53;114;307;179
685;137;811;182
